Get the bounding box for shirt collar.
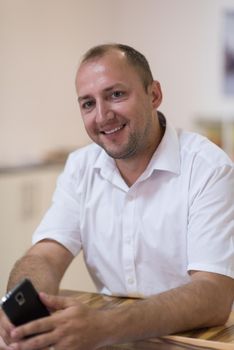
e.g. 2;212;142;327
149;117;181;175
94;115;181;179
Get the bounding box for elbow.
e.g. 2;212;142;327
206;296;233;327
191;272;234;328
214;304;233;326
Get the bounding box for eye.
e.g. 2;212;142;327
81;100;95;111
111;91;125;99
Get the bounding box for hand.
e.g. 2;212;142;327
0;308;15;347
9;293;108;350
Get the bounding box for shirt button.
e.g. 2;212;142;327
127;277;134;285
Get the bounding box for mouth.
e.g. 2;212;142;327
101;124;126;135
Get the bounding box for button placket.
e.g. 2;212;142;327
122;191;137;294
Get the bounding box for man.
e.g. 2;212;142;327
0;43;234;350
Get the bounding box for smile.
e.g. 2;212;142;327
102;124;125;135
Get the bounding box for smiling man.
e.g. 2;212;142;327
76;48;163;186
0;43;234;350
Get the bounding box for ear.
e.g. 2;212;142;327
150;81;163;109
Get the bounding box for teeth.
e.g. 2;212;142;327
103;125;124;135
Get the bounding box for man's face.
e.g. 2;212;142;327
76;50;162;160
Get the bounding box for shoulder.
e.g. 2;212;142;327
177;130;233;200
68;143;102;165
178;129;233;169
62;143;103;180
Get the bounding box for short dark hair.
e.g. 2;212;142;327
81;43;154;90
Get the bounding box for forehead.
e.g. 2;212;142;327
76;51;142;94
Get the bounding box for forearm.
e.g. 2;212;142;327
102;274;234;346
7;254;60;294
7;240;73;294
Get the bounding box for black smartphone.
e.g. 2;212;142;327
0;278;50;326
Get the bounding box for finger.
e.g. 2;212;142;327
0;311;14;332
10;330;57;350
0;312;15;345
10;315;53;342
0;328;13;346
39;293;78;311
0;336;14;350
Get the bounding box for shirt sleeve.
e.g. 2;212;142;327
187;161;234;278
32;154;82;256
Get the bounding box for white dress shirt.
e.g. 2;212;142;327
33;119;234;297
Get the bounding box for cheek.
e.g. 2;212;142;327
112;100;138;119
114;95;148;119
82;115;94;130
81;117;96;139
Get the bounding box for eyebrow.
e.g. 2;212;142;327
77;83;126;102
77;95;92;103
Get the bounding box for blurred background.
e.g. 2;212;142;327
0;0;234;297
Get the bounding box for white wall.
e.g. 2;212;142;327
108;0;234;128
0;0;121;163
0;0;234;163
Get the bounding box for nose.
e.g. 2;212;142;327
96;100;114;124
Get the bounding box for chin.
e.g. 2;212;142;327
105;147;136;160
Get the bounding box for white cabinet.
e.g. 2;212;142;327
0;165;95;297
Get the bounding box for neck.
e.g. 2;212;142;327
116;157;151;187
116;114;164;187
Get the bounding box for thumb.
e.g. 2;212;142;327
39;292;77;311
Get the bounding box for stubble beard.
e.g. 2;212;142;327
100;121;152;160
103;133;139;160
90;114;155;160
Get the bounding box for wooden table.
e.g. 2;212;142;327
62;290;234;350
1;290;233;349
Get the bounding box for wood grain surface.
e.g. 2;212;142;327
62;290;234;349
1;290;233;349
